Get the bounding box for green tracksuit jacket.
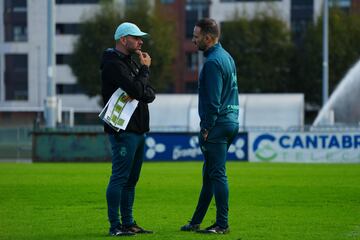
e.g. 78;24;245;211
198;42;239;132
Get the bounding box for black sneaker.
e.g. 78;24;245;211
109;225;135;236
122;222;153;234
180;222;200;231
197;223;229;234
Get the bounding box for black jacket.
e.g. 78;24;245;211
100;48;155;134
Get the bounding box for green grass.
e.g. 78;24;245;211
0;162;359;240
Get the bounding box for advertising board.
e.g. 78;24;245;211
144;132;248;161
248;132;360;163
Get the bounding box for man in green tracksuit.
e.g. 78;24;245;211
181;18;239;234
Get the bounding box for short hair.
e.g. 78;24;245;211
195;18;220;39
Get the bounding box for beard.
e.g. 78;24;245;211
127;46;140;54
127;48;138;54
197;41;207;51
125;42;141;54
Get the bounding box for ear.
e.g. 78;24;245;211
120;36;127;45
204;34;212;43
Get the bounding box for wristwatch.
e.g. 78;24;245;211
200;128;208;135
200;128;209;140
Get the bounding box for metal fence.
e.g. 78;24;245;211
0;127;32;159
1;124;359;161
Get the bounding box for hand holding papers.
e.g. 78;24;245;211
99;88;138;132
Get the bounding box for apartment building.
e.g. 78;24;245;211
0;0;345;127
153;0;331;93
0;0;103;126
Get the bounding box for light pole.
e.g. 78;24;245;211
322;0;329;106
45;0;56;128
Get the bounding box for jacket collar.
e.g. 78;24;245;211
204;42;221;57
107;48;132;61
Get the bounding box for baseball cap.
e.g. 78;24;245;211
114;22;148;40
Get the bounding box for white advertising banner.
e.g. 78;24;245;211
249;132;360;163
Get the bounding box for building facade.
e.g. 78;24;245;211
0;0;341;127
0;0;102;126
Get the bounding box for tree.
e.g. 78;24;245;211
70;0;177;98
221;14;294;93
124;0;177;93
291;7;360;106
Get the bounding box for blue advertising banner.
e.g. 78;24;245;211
144;132;248;161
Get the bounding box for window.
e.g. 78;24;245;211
220;0;280;2
56;54;73;65
4;54;28;100
3;0;27;42
4;0;27;12
12;25;27;41
56;84;84;94
185;1;209;39
160;0;175;3
186;52;198;71
56;0;99;4
291;0;313;43
56;24;80;35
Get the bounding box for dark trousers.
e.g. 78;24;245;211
191;123;239;228
106;132;145;231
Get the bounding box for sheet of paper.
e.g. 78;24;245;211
99;88;139;131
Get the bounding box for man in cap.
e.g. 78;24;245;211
100;22;155;236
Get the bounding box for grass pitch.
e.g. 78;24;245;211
0;162;359;240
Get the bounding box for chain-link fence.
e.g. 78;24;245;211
0;127;32;160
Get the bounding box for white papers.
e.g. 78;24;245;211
99;88;138;131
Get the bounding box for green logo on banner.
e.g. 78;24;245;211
255;143;277;161
253;134;277;161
